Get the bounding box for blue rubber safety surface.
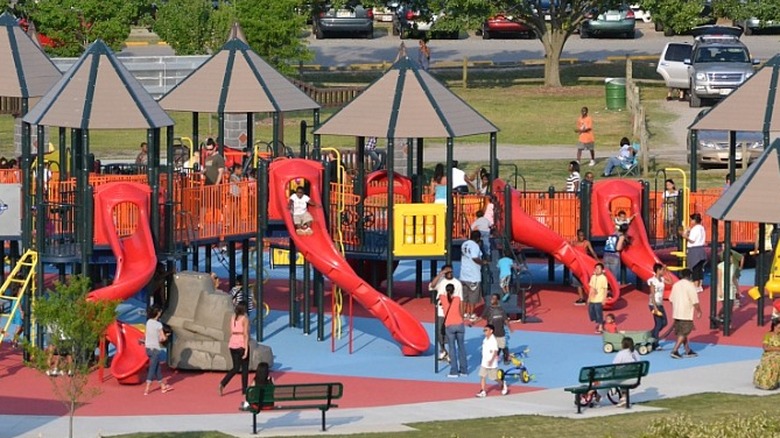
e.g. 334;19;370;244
15;249;761;393
241;309;762;390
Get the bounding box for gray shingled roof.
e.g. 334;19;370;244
0;12;60;99
23;39;173;129
159;27;320;113
707;138;780;222
314;55;498;138
689;54;780;133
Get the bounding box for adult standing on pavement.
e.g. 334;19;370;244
461;230;486;321
648;263;671;350
575;106;596;167
429;264;463;362
680;213;706;293
668;268;702;359
441;283;467;377
418;38;430;71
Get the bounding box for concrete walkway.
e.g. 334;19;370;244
1;360;769;438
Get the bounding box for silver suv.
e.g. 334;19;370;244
657;26;759;108
686;27;758;107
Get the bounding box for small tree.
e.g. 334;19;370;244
25;275;118;438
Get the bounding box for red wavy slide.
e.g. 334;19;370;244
269;159;430;356
494;179;622;308
591;180;676;296
86;182;157;384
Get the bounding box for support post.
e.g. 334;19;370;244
690;129;698;192
757;223;766;327
709;218;719;329
723;223;732;336
256;159;268;341
386;138;395;298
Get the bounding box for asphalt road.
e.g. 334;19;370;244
305;22;780;67
119;22;779;67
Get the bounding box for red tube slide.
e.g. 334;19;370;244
591;180;676;296
269;158;430;356
493;179;621;308
87;182;158;384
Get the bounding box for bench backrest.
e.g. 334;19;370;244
578;361;650;384
246;383;344;404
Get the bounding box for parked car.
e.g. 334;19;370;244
733;17;780;35
688;110;764;168
480;14;534;39
391;2;458;39
653;0;715;36
580;4;636;39
630;3;651;23
657;41;693;91
657;26;759;107
686;26;758;107
312;2;374;39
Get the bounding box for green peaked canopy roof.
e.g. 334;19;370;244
159;33;320;113
314;55;498;139
0;12;60;99
23;39;173;130
707;138;780;222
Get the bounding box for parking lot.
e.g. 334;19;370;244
306;21;780;68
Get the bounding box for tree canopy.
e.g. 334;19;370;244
13;0;142;56
436;0;608;87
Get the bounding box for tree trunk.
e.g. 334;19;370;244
540;29;569;88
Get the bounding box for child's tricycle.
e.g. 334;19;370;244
497;350;534;384
602;330;655;355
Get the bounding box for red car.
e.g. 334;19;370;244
481;14;534;39
17;18;58;48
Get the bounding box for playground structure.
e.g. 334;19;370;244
2;17;779;389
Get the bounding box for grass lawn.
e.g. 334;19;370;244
109;392;780;438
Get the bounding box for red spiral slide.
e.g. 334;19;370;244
494;179;622;308
590;179;676;296
87;182;158;384
269;159;430;356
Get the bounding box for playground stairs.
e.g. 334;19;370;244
0;250;38;344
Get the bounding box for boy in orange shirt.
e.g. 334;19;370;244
575;106;596;167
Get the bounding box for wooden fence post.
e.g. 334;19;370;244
462;57;468;88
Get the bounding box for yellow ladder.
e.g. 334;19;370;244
0;250;38;344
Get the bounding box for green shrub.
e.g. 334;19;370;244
641;412;780;438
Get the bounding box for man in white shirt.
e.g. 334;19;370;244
461;230;485;321
680;213;707;292
476;324;508;397
668;268;702;359
429;264;463;361
451;161;473;193
288;186;318;235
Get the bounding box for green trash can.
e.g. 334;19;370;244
605;78;626;110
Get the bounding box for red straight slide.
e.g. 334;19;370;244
269;159;430;356
494;179;621;308
591;180;676;296
86;182;158;384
